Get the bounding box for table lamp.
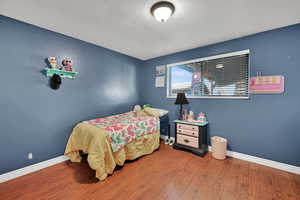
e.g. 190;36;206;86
174;93;189;120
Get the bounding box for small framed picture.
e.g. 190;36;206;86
155;65;166;75
155;76;165;87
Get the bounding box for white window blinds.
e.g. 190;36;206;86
167;50;249;98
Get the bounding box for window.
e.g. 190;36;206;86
167;50;250;98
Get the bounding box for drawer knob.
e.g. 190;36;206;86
184;139;189;143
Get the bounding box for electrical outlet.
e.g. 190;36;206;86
28;153;33;160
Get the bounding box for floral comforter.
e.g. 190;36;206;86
84;112;160;152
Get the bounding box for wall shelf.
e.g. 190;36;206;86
45;68;78;79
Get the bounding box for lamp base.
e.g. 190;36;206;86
179;104;183;120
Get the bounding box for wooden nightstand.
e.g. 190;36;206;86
173;120;208;157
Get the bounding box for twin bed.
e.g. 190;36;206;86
64;109;162;180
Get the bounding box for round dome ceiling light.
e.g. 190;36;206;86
151;1;175;22
216;64;224;69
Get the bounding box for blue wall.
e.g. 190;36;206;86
1;14;299;175
140;24;300;167
0;15;142;174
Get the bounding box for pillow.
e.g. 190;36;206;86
144;107;169;117
151;108;169;117
135;110;148;117
143;107;161;117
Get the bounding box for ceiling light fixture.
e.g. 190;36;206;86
151;1;175;22
216;64;224;69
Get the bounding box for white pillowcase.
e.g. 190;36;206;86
151;108;169;117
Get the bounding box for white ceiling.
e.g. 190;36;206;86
1;0;300;60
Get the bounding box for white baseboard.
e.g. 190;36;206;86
208;146;300;175
0;155;69;183
162;135;300;175
1;142;299;184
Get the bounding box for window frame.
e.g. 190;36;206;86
166;50;250;99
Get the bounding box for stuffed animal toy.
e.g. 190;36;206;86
48;57;58;69
61;59;73;71
50;74;62;90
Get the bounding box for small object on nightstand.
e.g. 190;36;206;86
186;110;195;122
182;109;188;121
173;120;208;157
196;112;207;123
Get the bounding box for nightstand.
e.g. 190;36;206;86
173;120;208;157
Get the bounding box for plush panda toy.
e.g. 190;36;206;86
50;74;62;90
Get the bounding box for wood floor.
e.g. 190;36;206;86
1;143;300;200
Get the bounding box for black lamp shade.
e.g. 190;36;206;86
174;93;189;105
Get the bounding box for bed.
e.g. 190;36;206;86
64;110;161;180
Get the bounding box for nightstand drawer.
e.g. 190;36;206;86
177;134;199;148
177;128;198;137
177;123;199;132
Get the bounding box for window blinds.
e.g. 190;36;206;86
167;50;250;98
200;54;249;97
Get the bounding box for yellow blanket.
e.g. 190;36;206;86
64;122;160;180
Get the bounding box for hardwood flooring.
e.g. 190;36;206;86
1;143;299;200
